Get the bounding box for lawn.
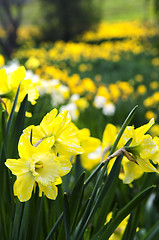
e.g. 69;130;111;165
21;0;155;24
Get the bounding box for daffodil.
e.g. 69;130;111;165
23;108;83;156
119;118;159;183
102;123;119;160
102;120;159;183
0;66;39;114
73;127;101;170
102;123;123;177
5;134;72;202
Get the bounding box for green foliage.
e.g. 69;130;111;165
1;98;158;239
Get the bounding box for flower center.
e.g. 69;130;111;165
35;161;43;170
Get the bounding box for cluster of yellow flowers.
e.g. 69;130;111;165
5;111;159;201
81;21;158;41
1;66;159;203
1;58;158;121
13;21;158;64
15;39;144;64
0;66;39;115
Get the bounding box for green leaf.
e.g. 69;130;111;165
64;193;70;240
99;185;155;240
109;105;138;156
72;168;104;240
69;172;85;233
8;94;28;157
19;202;29;240
45;213;63;240
75;155;83;181
6;84;21;141
84;162;104;187
11;202;24;240
57;172;86;240
121;211;137;240
34;197;44;240
74;154;123;240
141;219;159;240
1;111;7;142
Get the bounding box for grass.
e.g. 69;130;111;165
21;0;155;25
102;0;154;22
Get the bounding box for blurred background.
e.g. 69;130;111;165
0;0;159;138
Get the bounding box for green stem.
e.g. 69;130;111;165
108;105;138;156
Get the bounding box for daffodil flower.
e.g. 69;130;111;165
5;134;72;202
22;108;84;156
102;119;159;183
0;66;39;114
75;127;101;170
116;118;159;183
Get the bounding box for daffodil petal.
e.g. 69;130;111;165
135;118;154;142
38;183;57;200
58;157;72;176
102;123;118;148
82;137;101;153
8;66;26;89
0;69;9;93
40;108;58;135
137;157;158;173
78;128;90;141
139;135;158;158
122;161;143;184
36;136;55;151
20;79;39;105
56;139;84;155
14;172;35;202
50;110;71;137
81;152;101;170
5;158;30;175
54;177;62;185
18;134;35;159
23;125;45;145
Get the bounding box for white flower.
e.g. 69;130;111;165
70;94;80;102
94;96;106;108
102;103;115;116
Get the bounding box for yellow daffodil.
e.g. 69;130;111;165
23;108;84;156
5;134;72;202
119;118;159;183
102;123;119;160
74;127;101;170
0;54;5;67
102;123;124;177
0;66;39;114
102;120;159;183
